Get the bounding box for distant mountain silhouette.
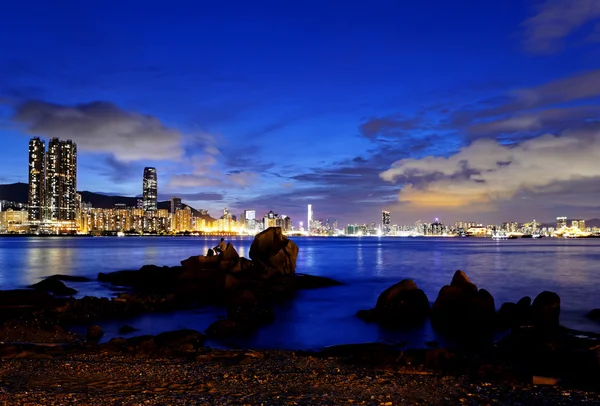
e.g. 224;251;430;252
0;183;213;220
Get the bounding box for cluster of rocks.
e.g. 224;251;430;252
358;270;561;336
0;227;341;339
357;270;600;387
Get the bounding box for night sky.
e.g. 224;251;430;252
2;0;600;225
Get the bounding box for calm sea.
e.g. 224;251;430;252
0;236;599;349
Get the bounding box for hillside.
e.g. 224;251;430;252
0;183;213;220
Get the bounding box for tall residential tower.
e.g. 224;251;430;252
46;138;77;221
143;167;158;212
27;137;46;222
307;204;313;234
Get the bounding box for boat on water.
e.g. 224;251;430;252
117;231;125;237
492;232;508;240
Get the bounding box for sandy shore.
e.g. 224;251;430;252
1;350;599;405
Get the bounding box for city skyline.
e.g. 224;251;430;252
2;1;600;225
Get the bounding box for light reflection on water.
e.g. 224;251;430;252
2;236;600;349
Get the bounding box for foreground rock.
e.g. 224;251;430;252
357;279;430;327
430;271;496;335
249;227;299;277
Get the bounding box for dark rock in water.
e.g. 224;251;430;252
498;302;516;329
431;270;496;335
98;265;184;288
153;329;206;349
450;270;478;294
294;273;343;289
29;278;77;296
0;289;55;308
357;279;430;327
249;227;298;277
118;325;137;334
206;319;250;338
588;309;600;321
531;291;560;331
87;325;104;341
226;290;275;326
46;274;92;282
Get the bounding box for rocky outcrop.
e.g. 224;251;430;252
588;308;600;321
531;291;560;331
249;227;298;277
430;271;496;335
357;279;430;326
29;278;77;296
87;325;104;341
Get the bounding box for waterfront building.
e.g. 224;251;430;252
27;137;46;222
142;167;158;212
556;217;567;230
170;197;182;214
571;219;585;230
307;204;313;234
173;207;192;232
382;210;391;235
45;138;77;223
0;208;29;233
243;209;256;233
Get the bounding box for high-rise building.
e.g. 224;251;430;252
46;138;77;221
170;197;182;214
556;216;567;230
28;137;46;222
142;167;158;212
243;209;256;231
307;204;313;233
382;210;391;235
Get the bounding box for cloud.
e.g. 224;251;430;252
380;127;600;210
12;100;184;161
159;192;223;201
359;114;422;139
468;106;600;135
522;0;600;54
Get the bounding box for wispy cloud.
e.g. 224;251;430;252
522;0;600;54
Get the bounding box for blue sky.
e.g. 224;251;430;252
2;0;600;225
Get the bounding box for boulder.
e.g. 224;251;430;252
430;270;496;335
0;289;54;308
45;274;92;282
226;290;275;326
218;243;240;262
531;291;560;331
450;270;478;293
118;325;137;334
206;319;250;338
588;309;600;321
249;227;298;277
29;278;77;296
153;329;206;349
86;325;104;341
181;255;220;272
357;279;429;326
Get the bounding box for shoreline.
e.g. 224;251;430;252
1;341;599;405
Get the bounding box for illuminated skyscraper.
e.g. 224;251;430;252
46;138;77;221
28;137;46;221
382;210;391;235
170;197;182;214
556;216;567;230
307;204;313;233
142;167;158;212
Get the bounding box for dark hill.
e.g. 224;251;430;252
0;183;213;220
